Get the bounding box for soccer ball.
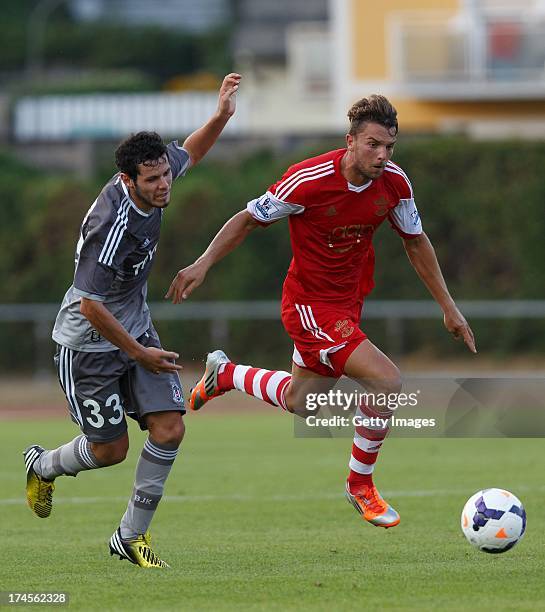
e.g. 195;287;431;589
461;488;526;554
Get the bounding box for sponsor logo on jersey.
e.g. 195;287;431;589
411;209;420;226
255;196;279;220
327;224;374;253
141;237;151;248
133;243;158;275
335;319;355;338
324;205;337;217
171;383;182;404
90;330;102;342
373;196;389;217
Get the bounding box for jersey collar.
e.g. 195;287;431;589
347;180;373;192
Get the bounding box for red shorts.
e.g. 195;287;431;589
281;295;367;377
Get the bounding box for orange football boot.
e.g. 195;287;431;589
189;350;230;411
345;480;400;528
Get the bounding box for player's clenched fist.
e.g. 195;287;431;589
165;261;208;303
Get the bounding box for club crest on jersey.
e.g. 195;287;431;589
171;383;182;404
255;196;279;220
335;319;355;338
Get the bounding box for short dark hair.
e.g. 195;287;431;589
115;131;167;180
347;95;398;135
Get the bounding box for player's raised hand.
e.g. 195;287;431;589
165;261;208;304
137;346;183;374
217;73;241;118
444;307;477;353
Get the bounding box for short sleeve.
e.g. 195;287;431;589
385;163;423;239
246;191;305;225
246;159;333;226
388;198;423;238
167;141;191;180
73;206;133;301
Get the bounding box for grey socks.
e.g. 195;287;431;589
33;433;179;541
119;437;179;540
35;434;99;479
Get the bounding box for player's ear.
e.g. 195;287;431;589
120;172;135;189
346;133;354;151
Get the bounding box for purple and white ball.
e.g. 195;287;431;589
461;488;526;553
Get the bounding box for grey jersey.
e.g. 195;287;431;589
52;141;190;352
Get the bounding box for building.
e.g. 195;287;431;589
233;0;328;61
228;0;545;136
15;0;545;142
331;0;545;135
231;0;331;135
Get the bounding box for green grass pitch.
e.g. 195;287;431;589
2;412;545;611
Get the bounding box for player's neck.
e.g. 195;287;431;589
340;151;372;186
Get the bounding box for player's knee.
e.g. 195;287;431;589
147;412;185;447
381;366;402;396
283;384;301;415
369;366;402;417
283;385;314;418
283;385;296;413
91;435;129;466
366;363;402;397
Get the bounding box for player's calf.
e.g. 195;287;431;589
348;403;393;490
282;370;339;418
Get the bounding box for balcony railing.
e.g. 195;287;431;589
390;11;545;99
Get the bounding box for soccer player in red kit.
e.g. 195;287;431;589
166;95;476;528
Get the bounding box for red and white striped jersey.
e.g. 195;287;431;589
246;148;422;305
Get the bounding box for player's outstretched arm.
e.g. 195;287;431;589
182;73;241;167
166;210;260;303
402;233;477;353
80;298;182;373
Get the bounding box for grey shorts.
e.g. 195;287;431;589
54;326;185;443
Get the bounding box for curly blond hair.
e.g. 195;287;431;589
347;95;398;135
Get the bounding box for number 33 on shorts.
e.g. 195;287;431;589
83;394;124;428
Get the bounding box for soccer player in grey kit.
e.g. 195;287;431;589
23;73;241;569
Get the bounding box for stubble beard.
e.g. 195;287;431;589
134;184;169;209
356;163;378;182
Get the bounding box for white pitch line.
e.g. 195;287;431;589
2;485;543;507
